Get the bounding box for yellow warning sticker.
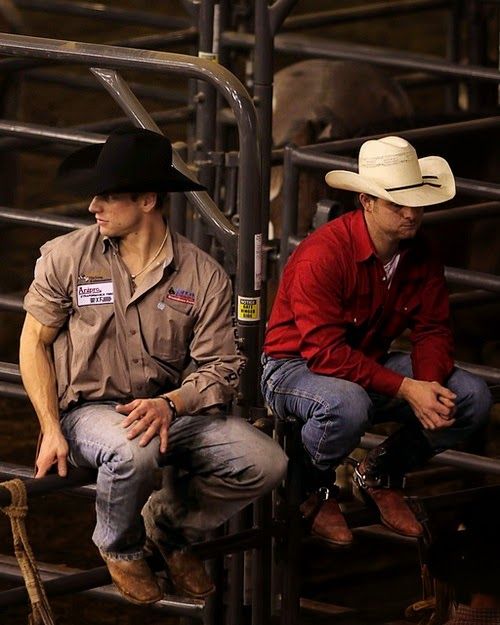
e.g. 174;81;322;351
238;296;261;321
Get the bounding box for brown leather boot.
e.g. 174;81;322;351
146;537;215;598
353;453;423;538
300;491;353;546
100;551;163;605
164;549;215;598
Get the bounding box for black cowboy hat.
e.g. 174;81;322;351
57;127;205;196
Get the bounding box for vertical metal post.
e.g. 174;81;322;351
227;514;245;625
193;0;218;251
280;418;302;625
170;143;188;235
279;146;299;275
445;0;462;112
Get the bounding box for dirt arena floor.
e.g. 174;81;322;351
0;1;499;623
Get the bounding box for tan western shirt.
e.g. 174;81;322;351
24;224;244;414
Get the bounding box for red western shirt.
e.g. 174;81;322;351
264;209;454;397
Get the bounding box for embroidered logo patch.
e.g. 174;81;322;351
165;287;195;305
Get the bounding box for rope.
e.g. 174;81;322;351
0;479;56;625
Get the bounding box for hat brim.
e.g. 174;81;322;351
57;142;205;196
325;156;455;207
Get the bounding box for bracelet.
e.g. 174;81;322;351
161;395;178;421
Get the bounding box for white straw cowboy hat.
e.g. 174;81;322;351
325;136;455;207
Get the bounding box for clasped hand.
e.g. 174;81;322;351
398;378;457;430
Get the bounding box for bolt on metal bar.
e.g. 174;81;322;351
221;31;500;82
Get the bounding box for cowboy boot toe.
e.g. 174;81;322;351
163;549;215;598
100;552;163;605
365;487;423;537
311;499;353;546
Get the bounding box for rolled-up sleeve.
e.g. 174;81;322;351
174;268;245;414
23;243;73;328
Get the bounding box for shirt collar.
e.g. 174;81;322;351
352;209;377;263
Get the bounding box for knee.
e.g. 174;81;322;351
321;385;371;438
110;440;159;480
454;372;493;430
233;439;288;495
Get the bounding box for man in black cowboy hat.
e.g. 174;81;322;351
19;128;287;604
262;136;491;546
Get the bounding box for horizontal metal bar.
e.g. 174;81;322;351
423;201;500;224
290;149;500;199
0;466;97;506
0;206;90;230
0;463;97;498
14;0;192;29
0;293;24;312
0;556;204;616
0;361;21;383
0;381;26;399
445;266;500;293
0;119;104;145
449;289;500;307
301;117;500;154
222;31;500;82
281;0;450;31
361;433;500;474
25;69;189;103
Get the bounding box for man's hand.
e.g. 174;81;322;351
397;378;457;431
116;398;175;453
35;429;69;478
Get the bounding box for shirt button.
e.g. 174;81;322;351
130;329;137;336
382;276;387;282
132;358;139;364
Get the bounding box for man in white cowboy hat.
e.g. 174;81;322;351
19;128;287;603
262;136;491;545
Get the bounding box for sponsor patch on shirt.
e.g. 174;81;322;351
77;280;114;306
165;287;195;305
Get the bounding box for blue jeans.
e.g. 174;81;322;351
261;352;492;471
61;403;287;559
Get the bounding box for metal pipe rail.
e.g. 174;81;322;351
0;31;262;415
300;116;500;155
14;0;192;29
361;433;500;475
221;31;500;83
290;149;500;200
0;557;205;617
281;0;451;31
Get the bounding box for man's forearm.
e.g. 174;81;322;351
19;320;61;433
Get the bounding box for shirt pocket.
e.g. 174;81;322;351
153;298;195;360
381;295;420;339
